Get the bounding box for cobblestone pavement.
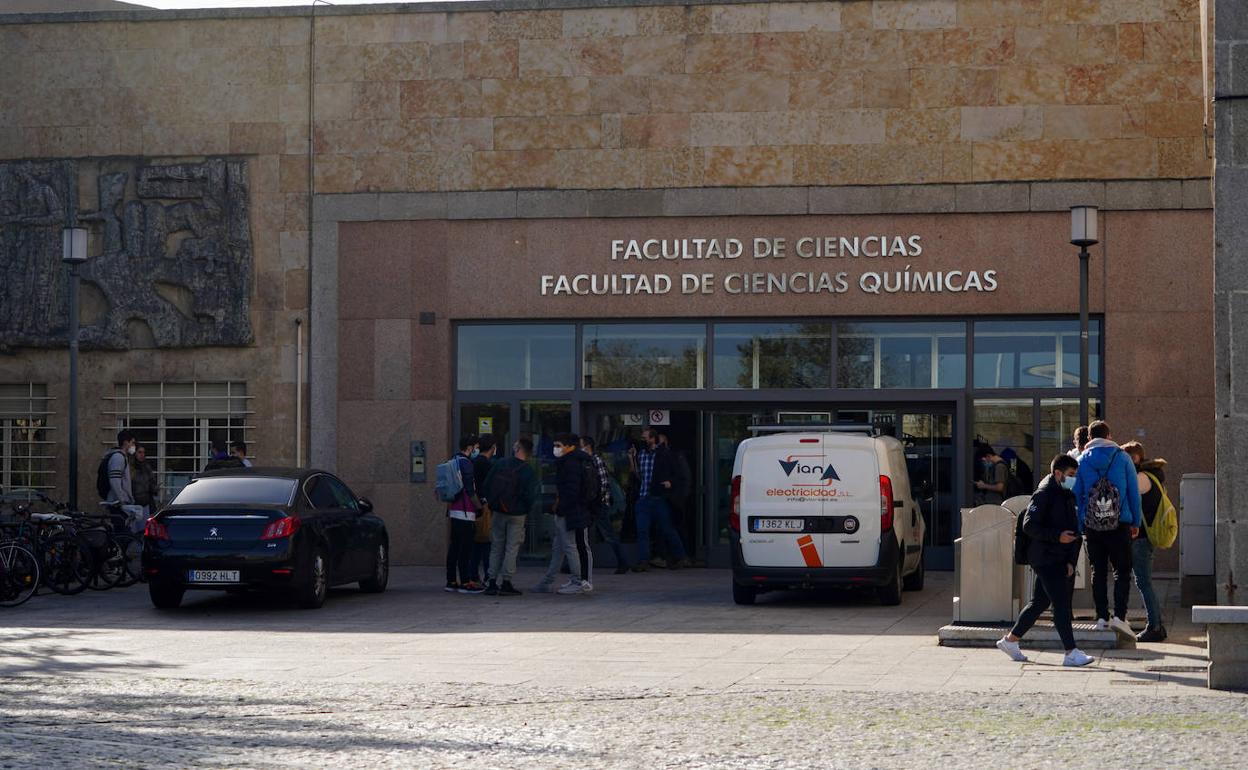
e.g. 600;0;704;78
1;568;1244;769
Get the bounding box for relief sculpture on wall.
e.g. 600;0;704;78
0;157;254;352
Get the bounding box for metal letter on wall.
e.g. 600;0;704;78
0;157;254;352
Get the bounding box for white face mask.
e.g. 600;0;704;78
126;445;137;456
1060;475;1076;491
553;446;565;458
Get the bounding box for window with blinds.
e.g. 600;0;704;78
0;383;54;494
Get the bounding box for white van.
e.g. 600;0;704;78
729;427;925;605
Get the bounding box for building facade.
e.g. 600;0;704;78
0;0;1214;567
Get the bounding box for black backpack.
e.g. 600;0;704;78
487;460;522;514
96;449;120;500
1013;508;1031;566
579;456;600;506
1004;463;1028;499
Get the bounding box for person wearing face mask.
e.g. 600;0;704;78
102;429;137;507
973;444;1007;506
997;454;1095;667
203;437;246;472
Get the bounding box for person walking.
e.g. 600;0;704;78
554;433;594;594
630;427;689;572
483;437;538;597
997;454;1095;667
445;435;485;594
1121;441;1169;642
580;435;630;574
1074;420;1141;638
469;434;498;586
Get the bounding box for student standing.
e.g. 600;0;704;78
997;455;1095;667
483;438;538;596
580;435;630;574
445;435;485;594
1074;421;1141;637
1121;441;1169;642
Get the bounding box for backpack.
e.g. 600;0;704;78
486;460;522;514
1013;508;1031;566
96;449;121;500
579;455;600;506
606;476;626;518
1084;451;1124;532
1142;471;1178;549
434;456;465;503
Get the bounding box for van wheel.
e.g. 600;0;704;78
903;556;925;591
732;582;757;606
877;554;903;606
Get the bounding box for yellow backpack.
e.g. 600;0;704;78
1142;471;1178;549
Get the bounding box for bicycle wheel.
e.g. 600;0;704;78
111;534;143;588
88;536;125;590
41;533;93;595
0;542;40;607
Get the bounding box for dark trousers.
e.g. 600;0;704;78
571;526;591;582
445;517;476;585
1012;562;1077;652
1086;526;1133;621
468;541;491;583
589;502;629;569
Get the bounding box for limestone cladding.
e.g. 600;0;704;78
0;1;1210;196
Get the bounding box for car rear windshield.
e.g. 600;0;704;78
170;477;297;507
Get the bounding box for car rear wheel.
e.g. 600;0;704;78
296;547;328;609
359;542;389;594
149;581;184;609
877;551;903;606
732;582;757;606
903;554;925;591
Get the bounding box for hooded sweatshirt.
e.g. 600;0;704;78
1073;438;1142;531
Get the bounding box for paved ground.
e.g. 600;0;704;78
1;567;1243;769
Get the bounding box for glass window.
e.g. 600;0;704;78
713;323;831;389
583;324;705;389
112;382;252;499
836;322;966;389
304;476;339;509
0;383;54;493
326;476;360;511
460;403;511;458
1039;398;1103;463
972;399;1036;502
171;476;297;506
520;400;570;558
973;320;1101;389
457;324;575;390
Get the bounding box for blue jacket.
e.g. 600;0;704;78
1074;439;1142;531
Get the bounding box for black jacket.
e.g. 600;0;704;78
1023;475;1082;568
554;448;591;529
640;445;677;499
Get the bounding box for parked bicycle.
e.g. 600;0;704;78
0;539;39;607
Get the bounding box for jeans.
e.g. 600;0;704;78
1012;562;1077;651
589;502;629;569
467;541;491;583
488;514;526;584
635;497;686;563
1132;536;1162;629
1086;526;1133;621
540;516;583;586
445;517;476;585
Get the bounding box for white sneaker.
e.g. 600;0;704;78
580;581;593;594
1063;648;1095;667
1092;618;1110;631
556;579;584;595
995;636;1028;662
1108;616;1134;637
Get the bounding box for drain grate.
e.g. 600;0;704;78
1109;679;1156;686
1145;665;1208;673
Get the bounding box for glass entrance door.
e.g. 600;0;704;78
896;411;956;570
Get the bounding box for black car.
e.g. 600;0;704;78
141;468;388;609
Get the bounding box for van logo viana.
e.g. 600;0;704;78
778;456;841;482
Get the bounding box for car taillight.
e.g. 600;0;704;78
144;517;170;541
879;475;894;532
261;516;301;540
730;475;742;533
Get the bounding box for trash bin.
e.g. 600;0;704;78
1180;473;1215;606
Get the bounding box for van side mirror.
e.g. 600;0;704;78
358;497;373;514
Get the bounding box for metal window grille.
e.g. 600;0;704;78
0;383;55;494
103;382;253;499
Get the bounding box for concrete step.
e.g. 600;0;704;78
938;621;1131;650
